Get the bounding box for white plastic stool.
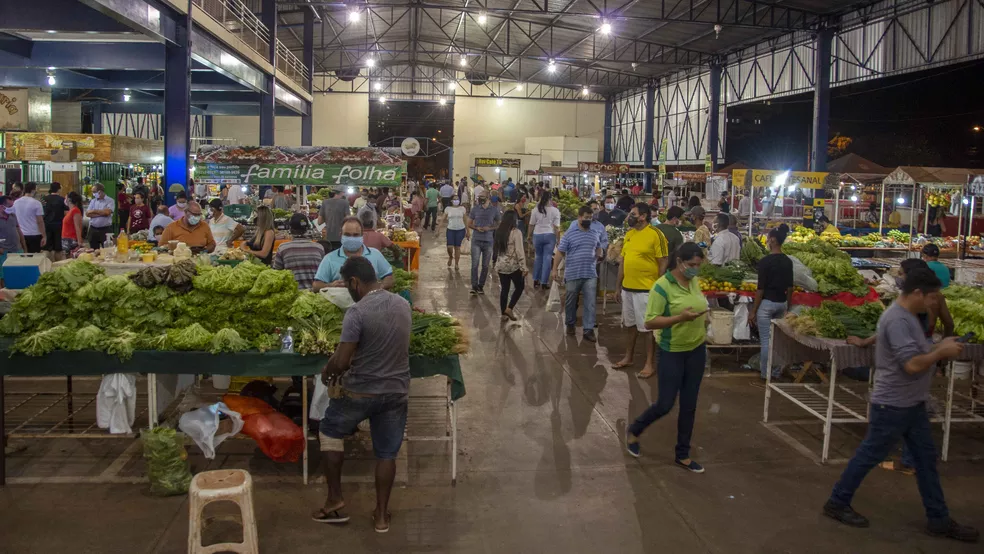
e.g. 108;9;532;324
187;469;259;554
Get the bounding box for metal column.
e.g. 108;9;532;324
90;104;103;134
707;63;722;172
603;96;613;163
259;0;277;146
300;8;314;146
642;84;655;193
163;6;191;205
810;27;834;172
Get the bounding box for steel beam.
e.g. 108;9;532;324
603;95;613;164
259;0;277;145
301;8;314;145
643;83;655;193
164;5;192;204
810;27;833;172
0;0;132;34
79;0;177;44
0;42;164;70
707;63;721;172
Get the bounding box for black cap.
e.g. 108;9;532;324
922;243;941;257
288;213;309;235
208;198;223;211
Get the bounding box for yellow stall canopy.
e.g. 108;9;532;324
733;169;830;189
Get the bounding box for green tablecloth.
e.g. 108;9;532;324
0;345;465;400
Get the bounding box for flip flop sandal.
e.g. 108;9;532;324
312;508;350;524
611;361;633;369
636;370;655;379
373;511;392;534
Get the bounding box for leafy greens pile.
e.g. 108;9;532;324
786;301;884;339
943;285;984;342
782;240;868;296
391;269;415;294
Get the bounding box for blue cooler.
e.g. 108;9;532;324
2;253;51;289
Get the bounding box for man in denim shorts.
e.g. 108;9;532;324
313;256;412;533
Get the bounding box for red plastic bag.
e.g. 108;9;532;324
221;395;276;417
241;412;305;463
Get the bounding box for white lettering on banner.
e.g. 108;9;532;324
333;165;397;184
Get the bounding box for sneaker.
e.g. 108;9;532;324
823;500;870;528
477;288;485;295
566;325;576;336
583;329;597;342
927;518;980;543
469;289;478;296
675;459;705;473
625;430;640;458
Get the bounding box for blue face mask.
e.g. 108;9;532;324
187;215;201;226
683;267;699;280
341;235;364;252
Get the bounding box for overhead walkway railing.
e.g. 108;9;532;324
192;0;270;60
276;40;311;92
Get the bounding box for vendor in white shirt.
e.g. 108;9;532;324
708;213;741;266
226;183;246;205
738;193;752;217
208;199;245;253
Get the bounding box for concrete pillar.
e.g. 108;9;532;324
91;103;103;134
259;0;276;145
642;84;655;193
810;27;834;172
163;7;191;205
603;96;613;163
707;63;722;172
301;8;314;146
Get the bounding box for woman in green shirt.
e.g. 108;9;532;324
626;242;709;473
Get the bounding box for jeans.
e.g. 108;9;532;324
319;392;409;460
757;299;787;378
629;343;706;460
828;402;948;522
499;269;525;313
424;206;438;230
471;239;493;290
532;233;556;283
564;277;597;330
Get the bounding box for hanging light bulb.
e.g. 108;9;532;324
599;20;612;35
365;57;376;68
373;82;382;91
122;88;131;102
348;9;360;23
496;98;504;106
447;81;456;91
897;197;905;205
547;59;556;73
459;55;468;67
46;70;56;86
581;86;589;96
515;83;524;91
379;96;387;103
478;12;487;25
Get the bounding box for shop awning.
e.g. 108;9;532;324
194;145;406;187
883;166;984;187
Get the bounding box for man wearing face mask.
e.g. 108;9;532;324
552;205;604;342
315;256;411;532
160;200;216;253
312;217;394;292
356;193;379;230
595;194;627;227
467;192;501;295
564;202;608;254
86;183;115;249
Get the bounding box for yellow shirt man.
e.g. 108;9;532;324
621;226;669;291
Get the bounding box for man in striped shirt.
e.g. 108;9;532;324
273;213;326;290
551;205;603;342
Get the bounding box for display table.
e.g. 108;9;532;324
394;240;420;271
0;347;464;486
763;320;984;463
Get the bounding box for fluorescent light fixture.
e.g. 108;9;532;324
496;98;504;106
365;57;375;68
46;30;57;34
494;167;500;173
46;72;55;86
773;170;790;188
600;21;612;35
478;12;487;25
47;66;55;70
348;9;360;23
122;88;131;102
373;82;382;91
897;197;905;205
459;56;468;66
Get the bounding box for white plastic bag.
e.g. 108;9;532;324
733;297;751;341
96;373;137;434
546;283;562;312
319;287;355;310
789;255;818;292
310;378;331;421
178;402;244;459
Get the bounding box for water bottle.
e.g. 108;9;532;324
280;327;294;354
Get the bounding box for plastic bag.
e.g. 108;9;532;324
96;373;137;434
319;287;355;309
241;412;305;463
309;378;331;421
790;256;818;292
221;394;276;417
178;402;244;459
733;297;751;341
546;284;562;312
142;427;192;496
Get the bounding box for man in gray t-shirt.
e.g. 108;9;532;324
316;256;411;532
318;191;352;247
824;268;977;543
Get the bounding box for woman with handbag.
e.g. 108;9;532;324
494;209;527;321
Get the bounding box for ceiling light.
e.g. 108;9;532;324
447;82;455;91
459;55;468;67
45;70;55;86
46;30;57;34
373;82;382;91
366;57;375;68
379;96;386;103
123;88;131;102
348;9;360;23
600;21;612;35
496;98;504;106
478;12;487;25
515;83;523;91
47;66;55;71
438;97;446;105
547;59;556;73
897;197;905;205
581;87;589;96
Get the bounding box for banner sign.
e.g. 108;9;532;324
577;162;629;174
474;157;520;168
704;154;713;173
968;175;984;196
195;145;405;187
672;172;729;182
658;138;668;176
732;169;830;190
4;132;162;163
0;89;28;130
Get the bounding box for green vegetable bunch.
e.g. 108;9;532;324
554;189;583;221
392;269;415;293
784;240;867;296
794;301;884;339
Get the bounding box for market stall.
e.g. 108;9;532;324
732;169;834;238
0;259;464;487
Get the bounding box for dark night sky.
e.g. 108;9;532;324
368;100;454;180
726;59;984;171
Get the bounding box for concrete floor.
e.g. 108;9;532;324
3;235;984;553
